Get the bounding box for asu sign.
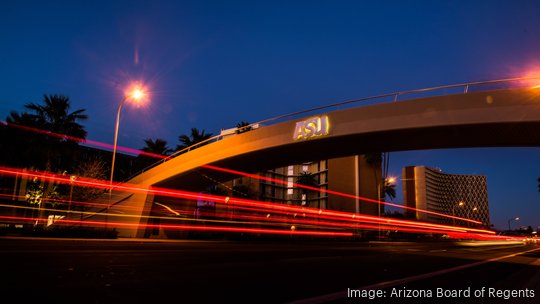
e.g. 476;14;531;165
293;115;330;140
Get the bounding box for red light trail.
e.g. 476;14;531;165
0;166;494;237
2;121;165;158
202;164;483;225
0;215;354;237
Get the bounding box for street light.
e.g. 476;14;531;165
68;175;76;215
465;206;479;227
452;201;465;226
470;206;478;217
508;217;520;231
109;83;148;190
108;82;148;219
378;177;396;217
378;177;395;238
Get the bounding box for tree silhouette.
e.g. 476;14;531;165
296;171;319;207
71;158;107;223
176;128;213;151
4;94;87;171
381;178;396;201
136;138;173;171
23;94;88;142
141;138;173;156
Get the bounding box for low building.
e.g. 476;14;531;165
226;155;383;216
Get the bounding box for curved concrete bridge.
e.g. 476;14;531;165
116;87;540;237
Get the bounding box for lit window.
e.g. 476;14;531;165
287;177;293;195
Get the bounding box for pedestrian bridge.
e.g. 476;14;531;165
115;84;540;237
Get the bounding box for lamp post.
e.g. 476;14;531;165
378;177;395;238
108;83;147;224
464;206;479;226
469;206;478;227
68;175;76;215
452;201;465;226
508;217;520;231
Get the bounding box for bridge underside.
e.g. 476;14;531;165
156;121;540;191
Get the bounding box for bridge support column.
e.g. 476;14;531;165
110;189;154;238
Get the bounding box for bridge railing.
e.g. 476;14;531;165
128;76;540;179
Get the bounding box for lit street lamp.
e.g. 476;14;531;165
378;177;396;238
110;84;147;190
108;83;147;221
466;206;478;225
68;175;76;215
508;217;520;231
452;201;465;226
378;177;396;217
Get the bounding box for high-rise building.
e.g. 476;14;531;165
402;166;490;227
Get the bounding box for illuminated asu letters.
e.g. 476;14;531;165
293;115;330;140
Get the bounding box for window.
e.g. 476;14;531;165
287;166;294;195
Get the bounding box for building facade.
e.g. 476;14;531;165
227;155;383;216
402;166;490;227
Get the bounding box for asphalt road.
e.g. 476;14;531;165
0;237;538;304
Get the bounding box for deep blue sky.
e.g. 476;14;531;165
1;0;540;230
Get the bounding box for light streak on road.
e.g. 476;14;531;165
0;166;495;236
203;164;483;225
0;215;354;237
0;202;468;237
0;209;515;242
0;192;158;214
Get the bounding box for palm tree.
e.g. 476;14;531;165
296;171;319;207
364;152;382;167
5;94;87;170
176;128;213;151
382;178;396;201
365;152;392;197
137;138;173;171
365;152;395;216
365;152;383;193
141;138;173;156
24;94;88;142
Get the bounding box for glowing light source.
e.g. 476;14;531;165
124;81;149;105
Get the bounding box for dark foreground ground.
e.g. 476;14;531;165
0;237;538;304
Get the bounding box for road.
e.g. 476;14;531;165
0;237;538;304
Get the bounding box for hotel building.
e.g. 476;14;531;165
402;166;490;227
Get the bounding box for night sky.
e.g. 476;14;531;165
2;0;540;230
